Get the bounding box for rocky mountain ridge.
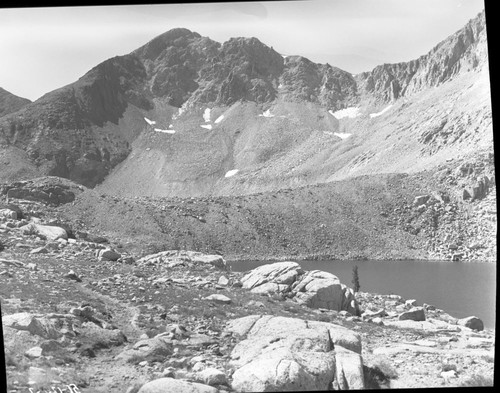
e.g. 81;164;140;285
357;10;487;103
0;10;491;193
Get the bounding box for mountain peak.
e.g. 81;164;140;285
133;27;202;61
156;27;201;41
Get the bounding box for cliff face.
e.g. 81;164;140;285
0;11;491;192
358;11;487;103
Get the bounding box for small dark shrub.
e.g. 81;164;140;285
352;265;360;293
441;363;458;372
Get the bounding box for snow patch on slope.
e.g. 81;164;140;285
172;104;187;120
144;117;156;125
334;132;351;140
369;105;393;118
214;115;224;124
200;124;213;130
258;109;274;118
224;169;239;178
154;128;176;134
203;108;211;122
329;107;361;119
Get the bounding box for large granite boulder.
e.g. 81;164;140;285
458;316;484;331
116;336;173;363
227;315;364;391
240;262;359;315
22;223;68;240
97;248;121;261
398;307;426;321
292;270;358;314
240;261;303;290
2;312;62;339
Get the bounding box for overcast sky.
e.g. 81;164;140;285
0;0;486;101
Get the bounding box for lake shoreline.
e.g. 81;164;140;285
229;258;497;330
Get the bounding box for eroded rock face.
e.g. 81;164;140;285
0;177;84;207
227;315;364;391
240;262;359;315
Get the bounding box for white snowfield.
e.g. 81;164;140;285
224;169;239;178
328;107;361;119
154;128;176;134
144;117;156;125
169;124;174;129
203;108;211;122
200;124;213;130
173;106;186;120
369;105;393;118
214;115;224;124
258;109;274;118
334;132;352;139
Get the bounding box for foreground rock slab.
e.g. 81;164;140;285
137;377;219;393
227;315;364;391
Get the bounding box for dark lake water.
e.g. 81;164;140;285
230;259;497;329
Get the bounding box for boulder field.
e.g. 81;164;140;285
0;195;495;392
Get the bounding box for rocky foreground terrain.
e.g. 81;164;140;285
0;185;495;392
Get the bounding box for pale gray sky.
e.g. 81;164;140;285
0;0;486;101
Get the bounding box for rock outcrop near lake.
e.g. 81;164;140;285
241;262;359;315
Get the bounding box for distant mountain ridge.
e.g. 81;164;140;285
0;10;491;194
357;11;488;103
